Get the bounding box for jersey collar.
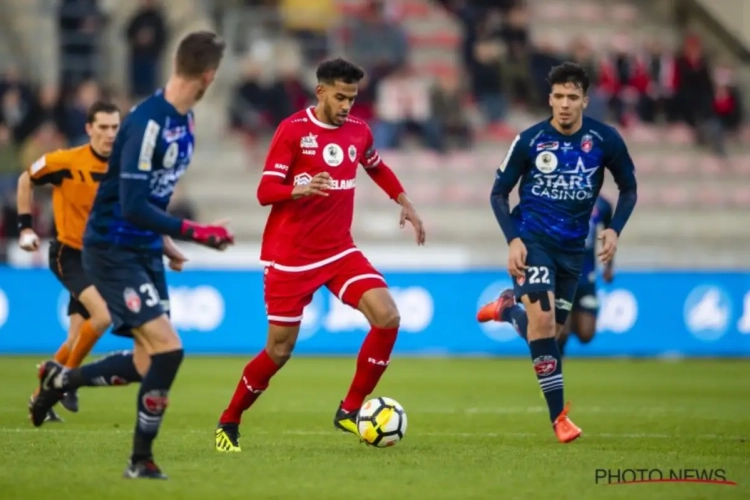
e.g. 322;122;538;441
306;107;338;130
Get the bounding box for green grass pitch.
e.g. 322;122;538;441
0;356;748;499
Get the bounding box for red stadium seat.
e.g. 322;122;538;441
534;1;570;22
611;3;639;22
410;183;442;205
662;155;692;175
411;61;459;79
626;124;661;145
633;154;657;174
663;124;694;145
408;33;460;49
730;185;750;207
729;154;750;175
696;155;726;175
574;1;604;21
661;185;689;207
633;184;656;206
442;183;475;204
695;184;726;207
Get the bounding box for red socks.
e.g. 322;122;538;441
220;350;279;424
342;327;398;412
220;327;398;423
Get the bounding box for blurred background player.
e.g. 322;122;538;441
481;195;615;357
214;58;425;453
558;195;614;356
29;31;234;479
477;62;637;443
16;101;120;421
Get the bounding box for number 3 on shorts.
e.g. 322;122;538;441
528;266;550;285
140;283;160;307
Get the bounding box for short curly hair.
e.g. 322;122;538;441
547;62;590;94
316;58;365;85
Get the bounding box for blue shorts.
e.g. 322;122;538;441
573;274;598;316
512;240;584;325
82;244;169;337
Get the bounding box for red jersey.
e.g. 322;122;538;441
258;107;384;270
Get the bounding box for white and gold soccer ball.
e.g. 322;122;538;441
357;397;407;447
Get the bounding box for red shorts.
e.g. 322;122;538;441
263;249;387;325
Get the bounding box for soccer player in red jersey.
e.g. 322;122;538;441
215;58;426;452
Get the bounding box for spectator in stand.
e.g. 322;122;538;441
372;68;444;152
346;0;408;93
713;66;743;139
499;4;534;107
430;73;472;149
230;59;272;136
60;79;101;146
469;13;507;125
0;119;21;197
673;36;715;129
599;34;650;127
638;38;677;124
125;0;169;101
529;36;563;111
278;0;336;63
567;36;607;121
58;0;103;89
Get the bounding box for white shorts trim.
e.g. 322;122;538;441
261;248;360;273
267;314;303;323
337;273;386;301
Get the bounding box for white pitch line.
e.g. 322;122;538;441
0;428;745;441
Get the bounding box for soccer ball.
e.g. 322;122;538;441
356;397;407;447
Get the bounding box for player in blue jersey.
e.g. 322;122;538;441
476;62;637;443
30;31;234;479
557;195;614;355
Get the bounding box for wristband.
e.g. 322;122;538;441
18;213;32;231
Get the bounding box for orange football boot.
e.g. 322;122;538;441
553;402;582;443
477;289;516;323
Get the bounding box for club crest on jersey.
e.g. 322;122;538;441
123;288;141;313
581;134;593;153
163;142;178;168
300;133;318;149
535;151;558;174
323;143;344;167
293;173;312;186
348;145;357;162
536;141;559;151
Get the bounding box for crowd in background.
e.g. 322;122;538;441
228;0;744;156
0;0;191;262
0;0;746;259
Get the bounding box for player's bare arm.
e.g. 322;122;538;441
397;194;426;245
597;228;618;264
15;170;39;251
163;235;188;271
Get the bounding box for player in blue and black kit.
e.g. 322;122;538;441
476;63;637;443
30;32;234;479
557;195;614;356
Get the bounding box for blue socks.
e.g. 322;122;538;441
132;349;184;462
528;337;564;422
501;305;529;340
63;351;143;389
